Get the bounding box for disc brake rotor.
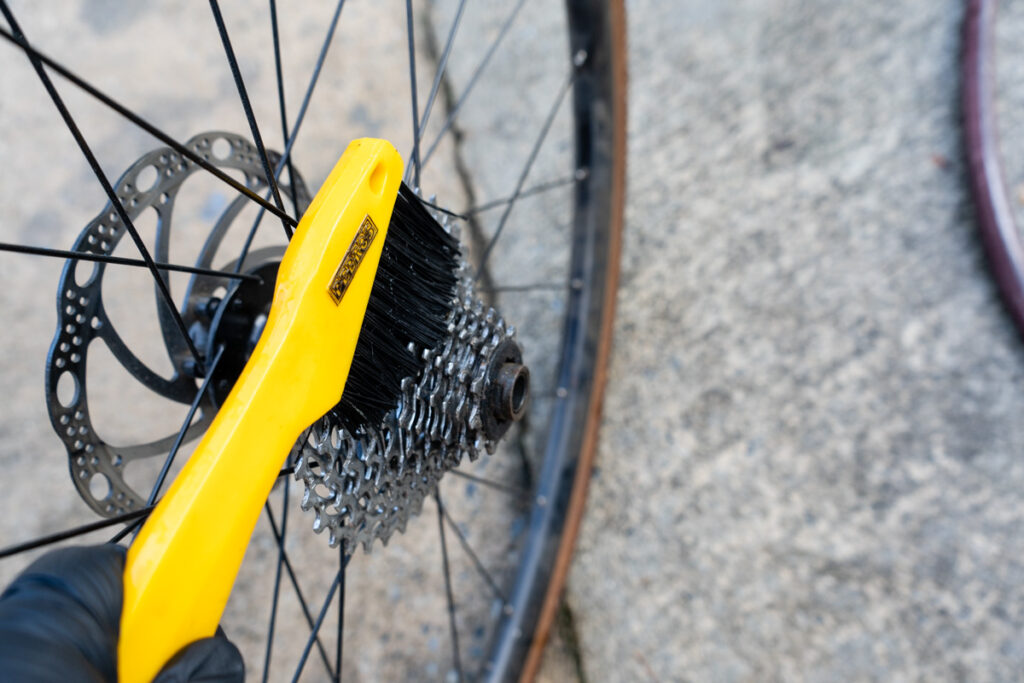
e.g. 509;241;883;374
46;133;530;553
45;132;309;516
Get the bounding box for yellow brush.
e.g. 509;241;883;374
117;138;459;682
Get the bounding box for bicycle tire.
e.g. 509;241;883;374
0;1;626;680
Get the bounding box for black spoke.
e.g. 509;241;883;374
435;491;463;680
109;516;145;544
0;506;153;560
266;505;336;680
0;242;260;282
104;465;294;545
466;174;578;216
291;554;350;683
418;173;577;223
419;199;468;221
335;540;346;683
269;0;300;215
146;346;225;506
262;464;290;683
449;469;530;499
405;0;422;188
0;27;298;230
235;0;347;270
208;0;293;240
475;70;576;280
408;0;467;182
438;497;507;604
481;281;565;293
420;0;527;169
0;1;205;371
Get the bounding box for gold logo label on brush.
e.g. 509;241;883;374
328;215;378;305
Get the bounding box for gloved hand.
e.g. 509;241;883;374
0;544;245;682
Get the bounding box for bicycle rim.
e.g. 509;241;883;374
0;1;625;680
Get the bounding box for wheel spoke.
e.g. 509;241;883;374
408;0;467;183
405;0;422;188
145;345;225;506
435;490;463;680
235;0;347;269
104;464;294;545
466;174;578;216
420;0;528;169
475;69;576;281
208;0;293;240
268;0;300;214
266;504;337;680
0;506;153;560
0;1;205;371
419;173;576;222
0;242;260;282
335;540;346;683
261;460;290;683
0;27;298;230
109;517;145;544
449;469;530;499
418;198;468;220
480;281;565;293
438;496;507;604
291;553;350;683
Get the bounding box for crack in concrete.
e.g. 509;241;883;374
418;5;495;297
420;6;587;676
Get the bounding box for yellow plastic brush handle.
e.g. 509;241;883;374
118;139;404;683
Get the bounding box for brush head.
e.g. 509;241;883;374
330;182;460;432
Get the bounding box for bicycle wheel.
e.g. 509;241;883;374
965;0;1024;336
0;1;625;680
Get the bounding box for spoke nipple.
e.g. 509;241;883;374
183;358;205;379
573;49;588;68
556;387;568;399
575;167;589;181
198;296;222;319
571;278;584;291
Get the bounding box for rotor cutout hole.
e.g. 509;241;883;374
74;260;98;288
56;371;78;408
136;165;158;193
86;340;185;446
102;207;174;378
212;137;232;160
368;162;387;195
89;472;111;501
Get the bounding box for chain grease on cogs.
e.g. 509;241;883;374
45;132;309;517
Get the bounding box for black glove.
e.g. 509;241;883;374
0;544;244;682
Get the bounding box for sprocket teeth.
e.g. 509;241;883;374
295;271;517;552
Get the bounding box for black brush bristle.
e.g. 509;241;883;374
330;182;460;432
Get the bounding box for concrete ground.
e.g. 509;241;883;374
3;0;1024;681
566;0;1024;681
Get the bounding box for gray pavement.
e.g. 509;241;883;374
2;0;1024;681
567;0;1024;680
